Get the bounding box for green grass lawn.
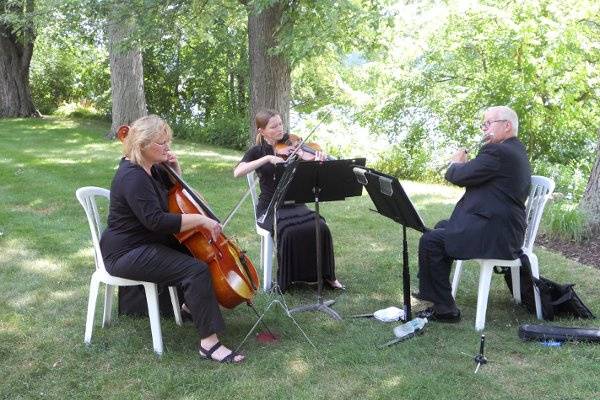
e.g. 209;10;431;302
1;117;599;400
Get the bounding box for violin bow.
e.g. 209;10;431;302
221;178;258;230
223;109;333;228
284;109;332;162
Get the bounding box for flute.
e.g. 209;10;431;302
435;135;492;173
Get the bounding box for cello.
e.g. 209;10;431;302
117;125;259;309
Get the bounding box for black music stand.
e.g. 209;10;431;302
352;166;427;322
273;158;366;320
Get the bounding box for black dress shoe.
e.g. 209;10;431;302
325;280;346;291
416;307;461;323
411;291;432;302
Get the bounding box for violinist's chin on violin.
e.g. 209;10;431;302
274;133;335;162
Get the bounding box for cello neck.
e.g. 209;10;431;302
161;163;221;223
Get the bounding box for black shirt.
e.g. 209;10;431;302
100;158;182;266
240;143;277;216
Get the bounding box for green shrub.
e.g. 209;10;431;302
202;114;249;150
30;57;76;115
53;103;109;121
372;143;443;183
30;29;110;116
171;113;249;150
532;159;590;202
542;200;589;242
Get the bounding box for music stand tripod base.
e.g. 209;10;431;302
289;299;341;320
273;159;365;322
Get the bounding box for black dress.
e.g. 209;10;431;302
240;144;337;292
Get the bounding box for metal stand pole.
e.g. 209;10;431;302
402;225;412;321
289;184;341;320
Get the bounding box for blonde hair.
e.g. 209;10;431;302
122;115;173;165
254;109;280;144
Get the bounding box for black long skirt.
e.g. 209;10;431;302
258;204;336;292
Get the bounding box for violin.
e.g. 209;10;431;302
116;125;259;309
274;133;335;161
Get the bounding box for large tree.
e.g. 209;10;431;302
371;1;599;160
53;0;149;138
578;16;600;234
242;0;391;143
0;0;39;117
580;133;600;233
244;0;290;140
359;0;600;187
106;4;147;138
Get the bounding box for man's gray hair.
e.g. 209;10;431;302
489;106;519;135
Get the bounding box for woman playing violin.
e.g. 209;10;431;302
100;115;244;363
233;109;344;292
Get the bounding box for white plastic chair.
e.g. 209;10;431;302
246;172;275;292
450;175;555;331
76;186;183;355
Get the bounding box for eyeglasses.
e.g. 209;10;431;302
480;119;507;130
152;140;170;148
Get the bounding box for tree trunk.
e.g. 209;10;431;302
0;0;39;118
580;132;600;233
246;2;291;143
106;7;147;139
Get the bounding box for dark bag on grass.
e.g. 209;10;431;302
118;285;182;318
496;254;594;321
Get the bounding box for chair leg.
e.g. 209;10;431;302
260;235;265;271
169;286;183;326
510;266;521;304
262;235;274;292
259;235;266;277
528;253;543;320
451;260;464;299
102;284;114;328
84;274;100;344
144;283;164;355
475;262;494;331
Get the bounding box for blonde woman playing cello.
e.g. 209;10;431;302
100;115;243;363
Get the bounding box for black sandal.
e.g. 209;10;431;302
198;341;243;364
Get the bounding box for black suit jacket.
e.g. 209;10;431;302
443;136;531;260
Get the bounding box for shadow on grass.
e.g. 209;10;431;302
2;117;600;399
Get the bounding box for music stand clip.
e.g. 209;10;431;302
352;166;427;322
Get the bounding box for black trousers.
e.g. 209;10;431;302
417;224;458;314
107;243;225;338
